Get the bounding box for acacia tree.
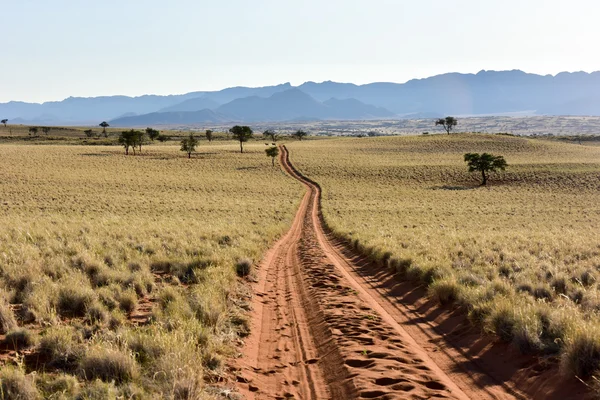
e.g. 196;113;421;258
435;117;458;134
464;153;508;186
28;127;38;135
293;129;307;141
146;127;160;141
118;130;140;155
265;146;279;167
229;125;253;153
180;133;198;158
263;129;278;142
205;130;213;142
1;119;7;127
99;121;110;136
41;127;51;135
133;130;147;153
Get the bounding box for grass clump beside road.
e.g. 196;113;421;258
0;142;302;397
289;133;600;381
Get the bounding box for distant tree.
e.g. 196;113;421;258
205;129;213;142
99;121;110;136
83;129;95;138
133;130;147;153
28;127;38;135
263;129;278;142
118;129;140;155
265;146;279;167
157;134;169;142
180;133;198;158
293;129;307;141
229;125;253;153
435;117;458;135
464;153;508;186
146;127;160;141
1;119;7;127
41;127;51;135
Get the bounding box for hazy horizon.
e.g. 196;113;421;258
3;0;599;103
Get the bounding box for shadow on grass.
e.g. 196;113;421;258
430;185;477;191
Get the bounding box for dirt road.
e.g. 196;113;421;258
233;145;586;400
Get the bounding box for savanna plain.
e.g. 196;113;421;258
1;129;600;399
0;140;302;399
289;134;600;382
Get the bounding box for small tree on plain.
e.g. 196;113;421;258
134;130;147;153
265;146;279;167
263;129;278;142
28;127;38;135
293;129;307;141
180;133;198;158
83;129;95;138
1;119;7;127
435;117;458;135
229;125;253;153
205;130;213;142
157;134;169;142
146;127;160;141
118;130;139;155
99;121;110;136
464;152;508;186
41;127;51;135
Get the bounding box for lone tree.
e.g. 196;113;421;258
435;117;458;134
265;146;279;167
180;133;198;158
464;153;508;186
28;127;38;135
118;130;140;155
205;130;213;142
1;119;7;127
146;127;160;141
41;127;51;135
99;121;110;136
134;130;147;153
293;129;307;141
229;125;253;153
263;129;278;142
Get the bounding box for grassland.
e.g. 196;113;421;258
0;142;302;399
288;134;600;380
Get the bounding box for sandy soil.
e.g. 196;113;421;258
232;145;589;400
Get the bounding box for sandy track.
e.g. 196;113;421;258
233;145;585;400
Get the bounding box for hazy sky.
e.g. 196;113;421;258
2;0;598;103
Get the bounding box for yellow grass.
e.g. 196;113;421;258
288;134;600;378
0;142;302;398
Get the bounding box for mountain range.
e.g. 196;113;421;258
2;70;600;126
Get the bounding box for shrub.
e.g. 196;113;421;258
0;366;40;400
85;302;108;326
0;300;17;334
79;346;139;384
235;258;252;278
4;328;37;350
38;326;84;370
117;290;138;314
57;286;96;318
429;278;461;305
561;327;600;379
36;374;80;399
488;304;516;342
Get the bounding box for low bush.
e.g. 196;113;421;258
0;366;40;400
0;299;17;334
4;328;38;350
235;258;252;278
79;345;139;384
429;278;461;305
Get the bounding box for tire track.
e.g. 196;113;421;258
235;145;528;400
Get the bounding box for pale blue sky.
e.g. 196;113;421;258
2;0;597;102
